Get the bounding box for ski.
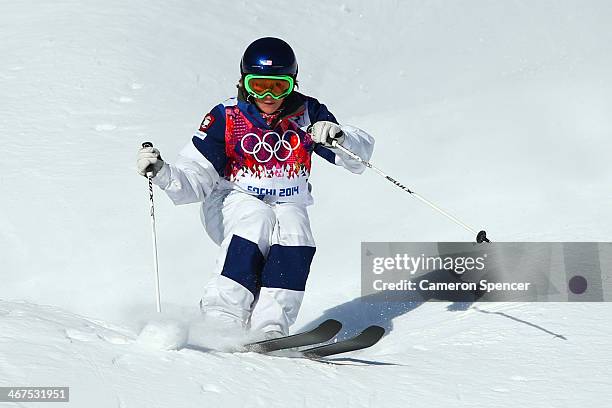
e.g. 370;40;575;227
244;319;342;353
300;325;385;358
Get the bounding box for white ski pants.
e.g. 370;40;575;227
199;189;316;335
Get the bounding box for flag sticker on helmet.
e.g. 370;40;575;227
260;59;273;66
199;113;215;132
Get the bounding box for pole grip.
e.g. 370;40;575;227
327;130;344;146
141;142;155;177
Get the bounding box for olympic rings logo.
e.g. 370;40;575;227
240;130;300;163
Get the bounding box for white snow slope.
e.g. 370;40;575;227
1;1;612;407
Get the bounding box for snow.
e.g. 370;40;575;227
2;300;610;407
136;320;188;351
1;0;611;407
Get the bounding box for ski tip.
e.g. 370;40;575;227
321;319;343;332
365;325;386;341
301;325;386;359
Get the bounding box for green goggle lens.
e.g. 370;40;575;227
244;74;294;99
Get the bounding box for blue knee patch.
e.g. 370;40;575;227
261;245;316;291
221;235;264;295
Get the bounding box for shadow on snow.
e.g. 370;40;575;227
300;268;567;341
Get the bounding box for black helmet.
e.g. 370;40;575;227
240;37;298;77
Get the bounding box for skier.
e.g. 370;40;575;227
136;37;374;340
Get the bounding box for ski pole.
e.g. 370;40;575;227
330;138;490;243
141;141;162;313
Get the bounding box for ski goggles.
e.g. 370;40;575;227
244;74;295;99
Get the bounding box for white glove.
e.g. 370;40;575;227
309;121;345;147
137;146;165;177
